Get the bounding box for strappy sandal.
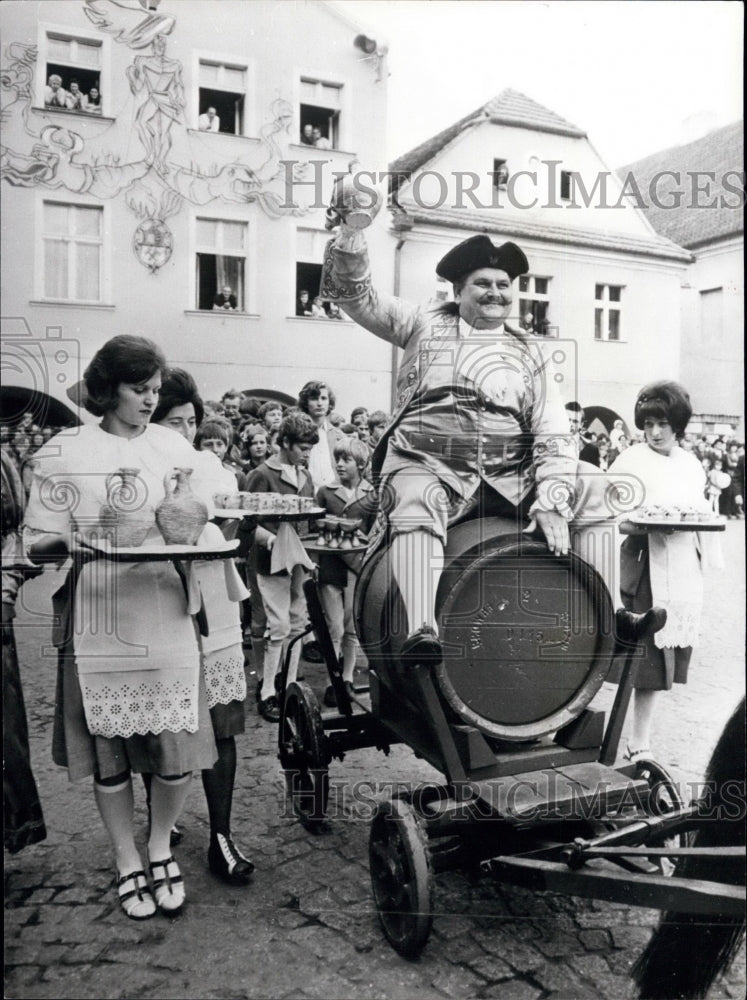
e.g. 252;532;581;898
149;856;185;915
116;869;156;921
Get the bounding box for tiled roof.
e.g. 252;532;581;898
618;122;743;248
389;89;586;192
392;201;693;262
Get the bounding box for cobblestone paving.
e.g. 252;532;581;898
5;522;745;999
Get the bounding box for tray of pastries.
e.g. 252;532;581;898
620;505;725;532
213;492;324;520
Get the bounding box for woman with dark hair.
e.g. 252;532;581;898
608;380;721;759
150;368;254;885
23;336;218;920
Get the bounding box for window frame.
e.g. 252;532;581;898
190;213;254;313
518;274;553;335
37;20;110;116
492;158;509;189
594;283;624;342
293;69;351;151
293;226;338;318
192;49;256;137
35;194;110;305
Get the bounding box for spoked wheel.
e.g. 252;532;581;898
279;682;330;830
635;758;688;875
369;797;434;958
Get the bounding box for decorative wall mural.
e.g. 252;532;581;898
1;0;309;273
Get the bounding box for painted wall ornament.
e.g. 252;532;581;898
1;1;310;273
132;217;173;273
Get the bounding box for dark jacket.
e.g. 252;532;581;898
245;455;315;575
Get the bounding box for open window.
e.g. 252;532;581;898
519;275;552;335
295;228;333;317
560;169;573;201
492;158;509;188
299;77;342;148
198;60;247;134
195;218;247;311
43;32;103;113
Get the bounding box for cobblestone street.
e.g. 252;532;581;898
5;521;745;1000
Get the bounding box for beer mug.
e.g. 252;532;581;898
325;164;383;231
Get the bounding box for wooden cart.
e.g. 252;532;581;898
277;515;742;958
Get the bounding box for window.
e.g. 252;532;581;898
295;228;332;317
198;60;247;134
594;284;623;341
195;218;248;311
492;158;509;188
699;287;723;347
560;169;572;201
519;275;552;335
299;77;342;149
42;201;103;301
44;32;102;113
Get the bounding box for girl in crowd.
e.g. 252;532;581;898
24;336;217;919
609;380;721;759
151;368;254;885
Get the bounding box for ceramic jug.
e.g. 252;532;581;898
99;467;154;547
156;467;208;545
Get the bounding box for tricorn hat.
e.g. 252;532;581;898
436;236;529;283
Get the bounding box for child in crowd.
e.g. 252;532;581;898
257;402;284;454
707;458;731;514
195;419;241;481
245;412;319;721
367;410;388;446
314;438;377;707
237;422;270;480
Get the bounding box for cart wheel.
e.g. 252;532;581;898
280;681;330;830
369;797;433;958
635;757;687;875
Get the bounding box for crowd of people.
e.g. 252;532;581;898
44;73;101;113
1;359;392;920
2;224;744;932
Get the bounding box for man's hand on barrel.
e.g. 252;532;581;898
527;510;570;556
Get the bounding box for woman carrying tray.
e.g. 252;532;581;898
608;381;722;760
23;336;217;920
151;368;254;885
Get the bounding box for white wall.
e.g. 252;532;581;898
1;0;394;421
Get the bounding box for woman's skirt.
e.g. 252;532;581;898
607;537;693;691
52;639;218;781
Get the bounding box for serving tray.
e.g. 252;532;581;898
85;539;241;562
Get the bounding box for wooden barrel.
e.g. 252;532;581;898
354;517;615;741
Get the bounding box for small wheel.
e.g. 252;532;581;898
369;797;433;958
635;757;687;874
279;681;330;830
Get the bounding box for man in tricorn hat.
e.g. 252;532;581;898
320;216;650;665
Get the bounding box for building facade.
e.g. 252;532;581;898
387;90;693;435
620;122;744;437
1;0;394;425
